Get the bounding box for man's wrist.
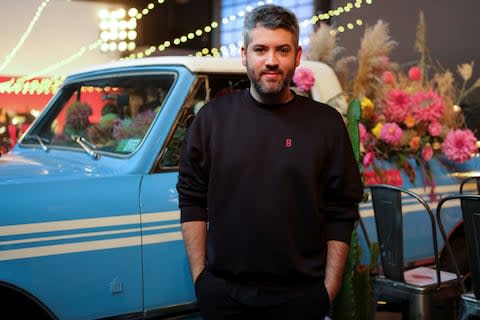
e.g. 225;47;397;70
192;266;205;282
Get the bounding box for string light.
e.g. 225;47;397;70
197;0;373;57
133;0;167;20
122;1;273;60
197;15;364;57
23;40;102;81
0;0;51;72
98;8;138;53
0;76;64;95
0;40;102;94
1;0;374;93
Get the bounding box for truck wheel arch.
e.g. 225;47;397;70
0;281;56;320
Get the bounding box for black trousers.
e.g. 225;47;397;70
194;270;331;320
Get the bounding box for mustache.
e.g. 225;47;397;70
260;67;283;75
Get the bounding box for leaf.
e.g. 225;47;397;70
347;99;362;162
331;228;357;320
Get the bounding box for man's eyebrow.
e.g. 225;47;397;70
251;43;292;48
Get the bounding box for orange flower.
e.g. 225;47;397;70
404;115;416;128
409;136;421;150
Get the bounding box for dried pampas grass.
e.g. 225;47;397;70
306;23;342;66
335;56;357;95
353;20;397;99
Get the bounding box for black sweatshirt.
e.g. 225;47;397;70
177;89;363;285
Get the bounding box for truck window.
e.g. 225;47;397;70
156;74;249;170
22;74;175;156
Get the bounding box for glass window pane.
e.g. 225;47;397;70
220;0;314;56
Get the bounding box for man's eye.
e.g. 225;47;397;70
254;48;264;53
280;48;290;54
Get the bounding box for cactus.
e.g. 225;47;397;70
331;99;378;320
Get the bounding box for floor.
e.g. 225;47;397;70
171;310;403;319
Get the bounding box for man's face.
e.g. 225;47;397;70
241;25;302;103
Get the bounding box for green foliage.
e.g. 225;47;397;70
347;99;361;162
331;227;358;320
331;99;379;320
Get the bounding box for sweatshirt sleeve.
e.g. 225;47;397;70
176;111;209;223
324;114;364;244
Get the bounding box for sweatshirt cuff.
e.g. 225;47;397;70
180;206;208;223
326;221;355;244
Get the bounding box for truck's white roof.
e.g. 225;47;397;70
69;55;333;77
68;55;347;114
71;56;246;76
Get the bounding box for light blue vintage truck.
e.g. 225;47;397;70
0;56;477;319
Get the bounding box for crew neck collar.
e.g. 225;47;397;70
245;89;297;110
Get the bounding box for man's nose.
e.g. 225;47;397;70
265;52;279;65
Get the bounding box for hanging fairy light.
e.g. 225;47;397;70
196;0;374;57
0;0;51;72
98;8;137;53
1;0;375;93
0;76;64;95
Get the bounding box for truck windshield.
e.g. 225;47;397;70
22;73;175;155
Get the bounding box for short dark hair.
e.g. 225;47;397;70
243;4;300;49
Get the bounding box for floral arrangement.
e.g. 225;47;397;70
112;109;156;140
86;109;156;147
64;102;92;137
305;12;480;191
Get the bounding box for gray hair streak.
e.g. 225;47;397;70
242;4;300;49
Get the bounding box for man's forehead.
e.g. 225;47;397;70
247;26;296;46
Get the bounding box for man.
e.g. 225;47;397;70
177;4;363;319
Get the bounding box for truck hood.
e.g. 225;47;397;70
0;149;119;183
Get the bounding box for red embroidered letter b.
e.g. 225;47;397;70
285;138;293;148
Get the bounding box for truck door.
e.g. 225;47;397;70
139;78;208;315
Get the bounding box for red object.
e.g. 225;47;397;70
408;66;422;81
8;124;17;147
381;71;395;84
363;169;403;186
0;76;54;113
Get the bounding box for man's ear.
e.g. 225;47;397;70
295;46;303;67
241;46;247;66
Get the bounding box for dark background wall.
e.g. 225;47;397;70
330;0;480;80
137;0;214;52
69;0;480;81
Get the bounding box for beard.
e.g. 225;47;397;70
245;61;295;98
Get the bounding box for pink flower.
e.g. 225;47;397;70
379;55;390;68
380;122;403;144
442;129;478;162
408;66;422;81
422;144;433;161
359;122;368;144
382;71;395;84
363;151;376;167
411;90;444;123
428;122;442;136
383;89;411;122
293;67;315;92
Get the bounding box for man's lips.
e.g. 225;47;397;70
261;71;282;79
